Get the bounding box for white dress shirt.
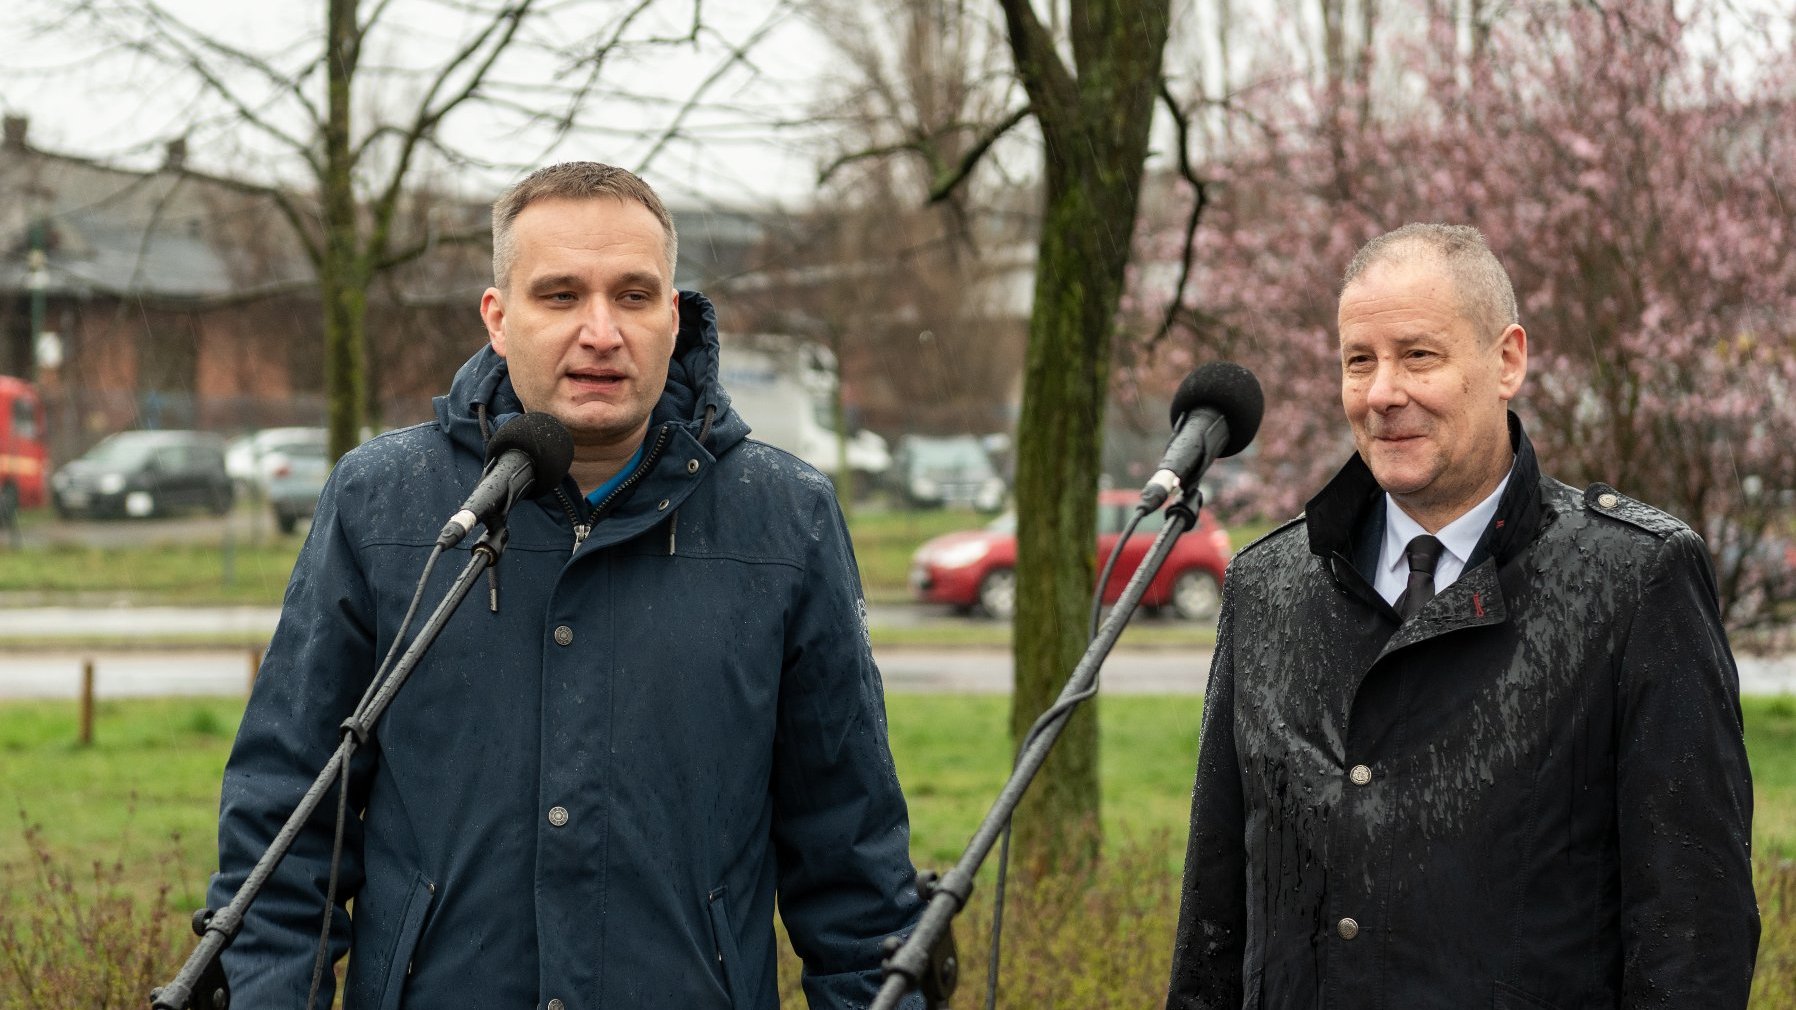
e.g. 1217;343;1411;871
1374;468;1514;608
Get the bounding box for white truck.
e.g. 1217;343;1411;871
717;338;891;487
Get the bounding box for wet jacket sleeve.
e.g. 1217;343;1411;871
1614;528;1758;1007
207;474;378;1010
1167;591;1248;1009
770;492;923;1010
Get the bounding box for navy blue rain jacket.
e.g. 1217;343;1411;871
210;292;921;1009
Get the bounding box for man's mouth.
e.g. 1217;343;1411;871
568;369;625;388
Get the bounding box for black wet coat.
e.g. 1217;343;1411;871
1168;416;1758;1010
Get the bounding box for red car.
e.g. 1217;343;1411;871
909;489;1233;621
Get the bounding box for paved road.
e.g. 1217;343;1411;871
0;603;955;637
6;639;1796;699
0;646;1207;699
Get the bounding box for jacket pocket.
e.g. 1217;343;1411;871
707;885;749;1009
1493;980;1562;1010
376;872;436;1010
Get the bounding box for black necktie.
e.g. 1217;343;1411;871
1396;534;1446;622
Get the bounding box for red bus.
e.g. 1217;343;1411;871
0;375;49;513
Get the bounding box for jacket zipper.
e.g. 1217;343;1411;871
554;488;590;556
555;424;673;555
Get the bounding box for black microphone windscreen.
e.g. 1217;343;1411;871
1168;362;1264;458
486;412;576;495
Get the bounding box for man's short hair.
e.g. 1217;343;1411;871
1340;223;1518;342
491;162;679;289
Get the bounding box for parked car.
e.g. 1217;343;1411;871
51;430;233;519
0;375;49;516
910;489;1232;621
893;434;1007;511
261;429;332;533
226;426;329;496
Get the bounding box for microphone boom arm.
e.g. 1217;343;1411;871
152;525;512;1009
870;487;1207;1010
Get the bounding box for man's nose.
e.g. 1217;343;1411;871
1366;360;1408;411
576;302;625;349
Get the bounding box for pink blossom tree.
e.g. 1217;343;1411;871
1139;0;1796;628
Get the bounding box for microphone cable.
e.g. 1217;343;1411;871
980;504;1149;1010
306;541;448;1008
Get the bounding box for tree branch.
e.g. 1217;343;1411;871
133;0;326;151
364;0;538;272
996;0;1077;130
927;103;1031;203
374;226;493;274
636;2;791;176
1150;80;1210;348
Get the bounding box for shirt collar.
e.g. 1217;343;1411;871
1381;467;1513;578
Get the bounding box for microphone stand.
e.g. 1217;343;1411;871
871;486;1205;1010
151;523;512;1010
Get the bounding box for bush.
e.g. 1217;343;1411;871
0;818;188;1009
778;832;1182;1009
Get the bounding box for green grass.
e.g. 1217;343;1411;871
842;505;997;601
0;505;981;610
7;691;1793;892
6;692;1796;1004
0;504;1243;645
0;698;242;911
1747;694;1796;859
0;539;302;607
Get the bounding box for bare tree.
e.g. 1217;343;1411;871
19;0;786;458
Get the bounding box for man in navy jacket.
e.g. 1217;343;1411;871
210;163;921;1008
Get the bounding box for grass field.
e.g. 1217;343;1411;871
0;505;1243;651
5;692;1796;1006
0;504;985;608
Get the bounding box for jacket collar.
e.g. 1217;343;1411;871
1307;411;1544;572
432;289;749;465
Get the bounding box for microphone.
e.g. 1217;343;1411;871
436;412;576;547
1140;362;1264;511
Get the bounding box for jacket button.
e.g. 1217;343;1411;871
1337;917;1360;940
548;1000;565;1010
686;459;700;474
656;498;670;511
1597;492;1619;509
553;625;573;646
1349;764;1373;786
547;805;569;827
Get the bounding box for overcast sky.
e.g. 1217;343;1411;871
1;0;841;209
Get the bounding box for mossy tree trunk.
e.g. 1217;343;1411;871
323;0;366;461
998;0;1170;876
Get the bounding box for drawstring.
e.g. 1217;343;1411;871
669;405;713;557
696;404;716;446
475;402;500;611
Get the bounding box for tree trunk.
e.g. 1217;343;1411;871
1003;0;1170;876
323;0;366;461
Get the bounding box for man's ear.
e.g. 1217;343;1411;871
480;288;508;356
1496;323;1528;401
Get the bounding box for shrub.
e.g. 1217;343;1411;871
0;819;188;1009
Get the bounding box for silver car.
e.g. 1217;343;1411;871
259;429;332;534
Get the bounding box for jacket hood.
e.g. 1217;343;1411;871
432;290;750;461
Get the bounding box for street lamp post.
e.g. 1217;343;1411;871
26;223;48;383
